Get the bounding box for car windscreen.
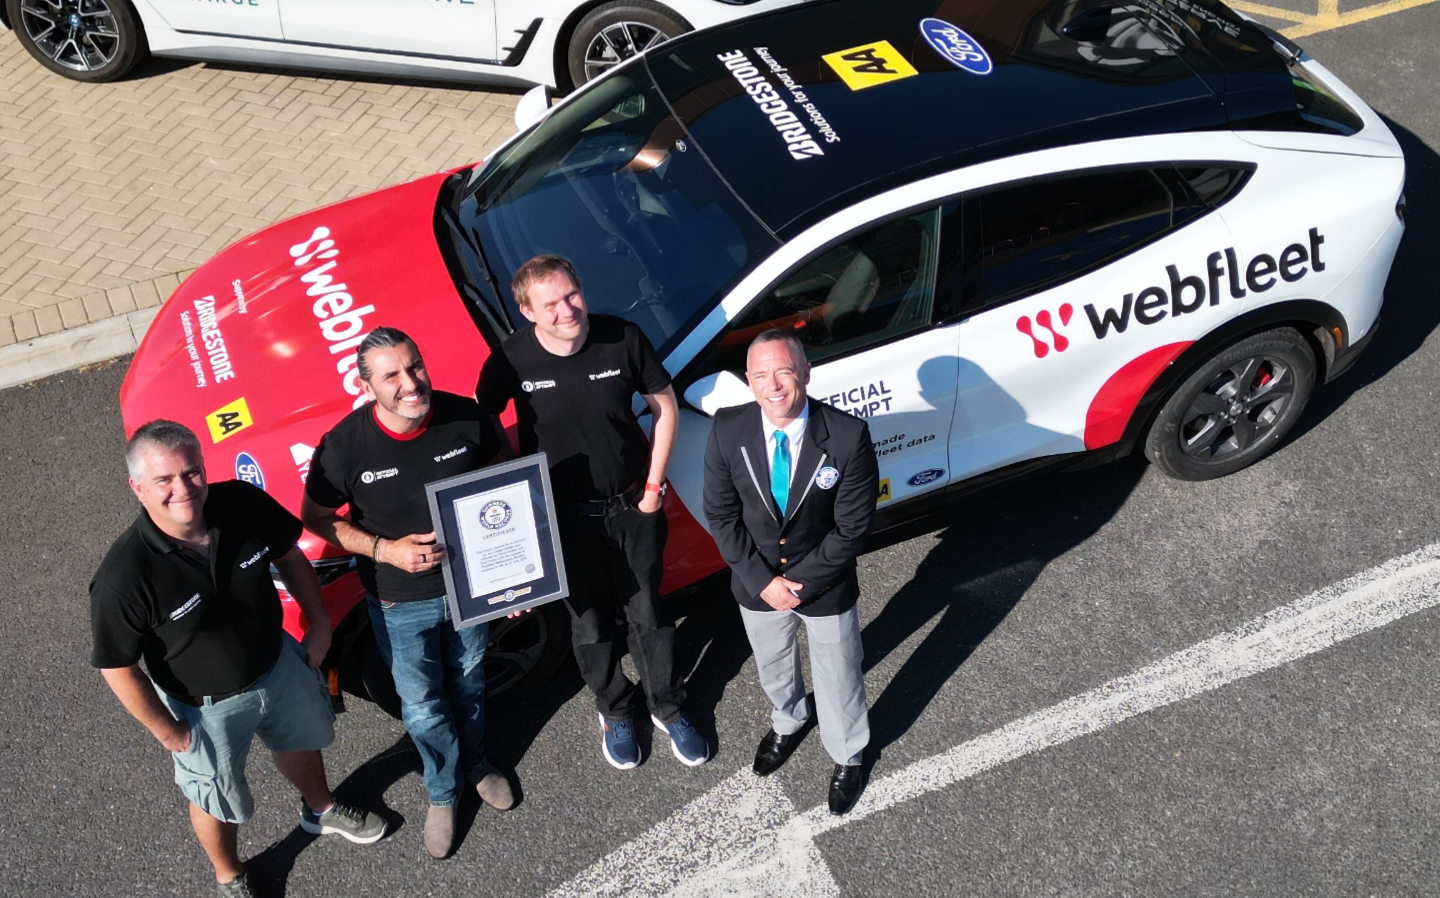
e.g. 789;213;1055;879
453;66;779;357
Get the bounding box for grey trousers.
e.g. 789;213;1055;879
738;603;870;767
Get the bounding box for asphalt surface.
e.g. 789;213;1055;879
4;7;1440;897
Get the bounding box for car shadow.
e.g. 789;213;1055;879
859;455;1148;757
1284;116;1436;443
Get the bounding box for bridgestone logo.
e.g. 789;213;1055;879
289;226;377;410
716;49;825;161
170;593;202;621
193;296;235;382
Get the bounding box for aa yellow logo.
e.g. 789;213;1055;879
876;478;892;503
823;40;918;91
206;397;253;444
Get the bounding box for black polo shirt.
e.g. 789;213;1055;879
476;315;671;501
89;481;302;698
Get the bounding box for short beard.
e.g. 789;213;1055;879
381;388;431;420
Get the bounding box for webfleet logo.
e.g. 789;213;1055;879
1016;304;1073;358
289;227;377;410
1084;229;1326;340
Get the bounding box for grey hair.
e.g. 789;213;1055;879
126;420;203;479
747;328;807;369
356;326;419;382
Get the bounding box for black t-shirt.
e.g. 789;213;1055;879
476;315;671;501
305;391;499;602
89;481;303;698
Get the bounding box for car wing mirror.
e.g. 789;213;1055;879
514;84;554;132
683;370;753;417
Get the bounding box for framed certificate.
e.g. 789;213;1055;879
425;453;568;629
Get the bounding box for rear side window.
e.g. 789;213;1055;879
1173;165;1249;207
1290;64;1364;136
974;168;1172;307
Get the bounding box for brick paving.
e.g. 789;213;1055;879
0;33;519;347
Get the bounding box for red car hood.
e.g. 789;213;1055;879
121;172;488;556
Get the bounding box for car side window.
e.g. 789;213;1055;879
714;208;941;373
972;168;1173;310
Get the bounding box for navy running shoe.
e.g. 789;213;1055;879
599;714;640;770
652;713;709;767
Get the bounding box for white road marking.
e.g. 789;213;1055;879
549;543;1440;898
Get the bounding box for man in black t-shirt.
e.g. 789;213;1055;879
477;255;709;770
91;420;385;898
301;327;513;860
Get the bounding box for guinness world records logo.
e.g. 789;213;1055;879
480;500;512;530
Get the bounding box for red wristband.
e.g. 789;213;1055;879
644;482;664;494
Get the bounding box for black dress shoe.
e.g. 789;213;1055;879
752;728;804;776
828;764;865;815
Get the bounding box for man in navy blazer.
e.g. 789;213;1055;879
703;329;879;814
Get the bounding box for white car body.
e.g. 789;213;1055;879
625;53;1404;521
5;0;804;87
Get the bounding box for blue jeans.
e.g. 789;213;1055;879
367;596;488;806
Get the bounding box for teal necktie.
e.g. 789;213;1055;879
771;431;790;516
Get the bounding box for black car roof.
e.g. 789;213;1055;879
647;0;1292;237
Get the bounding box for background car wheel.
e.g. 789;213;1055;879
338;600;571;716
1144;327;1316;481
566;1;691;89
6;0;147;82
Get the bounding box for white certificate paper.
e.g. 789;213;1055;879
453;481;545;599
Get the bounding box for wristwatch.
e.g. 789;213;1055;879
644;481;668;496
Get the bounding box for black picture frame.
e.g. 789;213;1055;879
425;452;567;629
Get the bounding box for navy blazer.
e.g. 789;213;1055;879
703;397;878;616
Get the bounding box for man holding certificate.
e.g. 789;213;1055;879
476;255;709;771
301;327;516;860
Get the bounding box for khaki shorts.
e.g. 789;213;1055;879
158;635;335;823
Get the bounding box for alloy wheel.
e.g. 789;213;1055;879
583;21;671;83
483;610;552;699
18;0;120;73
1178;354;1296;461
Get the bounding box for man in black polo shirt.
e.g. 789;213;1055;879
301;327;513;860
91;420;386;898
476;254;709;770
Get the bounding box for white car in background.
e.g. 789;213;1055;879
0;0;801;88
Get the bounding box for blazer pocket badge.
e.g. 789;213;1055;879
815;466;840;490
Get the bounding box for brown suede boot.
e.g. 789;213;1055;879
474;763;515;811
424;804;456;859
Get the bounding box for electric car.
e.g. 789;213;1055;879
119;0;1406;709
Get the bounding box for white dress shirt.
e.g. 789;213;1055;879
761;402;809;488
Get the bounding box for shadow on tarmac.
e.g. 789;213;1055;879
1287;116;1439;443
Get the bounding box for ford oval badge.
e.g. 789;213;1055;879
236;452;265;490
907;468;945;487
919;18;993;76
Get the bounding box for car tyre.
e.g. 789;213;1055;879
339;626;403;719
1144;327;1316;481
566;1;691;89
484;600;572;709
339;599;572;716
7;0;148;82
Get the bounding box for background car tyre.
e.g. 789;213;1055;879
1144;327;1316;481
7;0;147;82
566;0;691;89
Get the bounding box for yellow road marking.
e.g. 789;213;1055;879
1229;0;1440;38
